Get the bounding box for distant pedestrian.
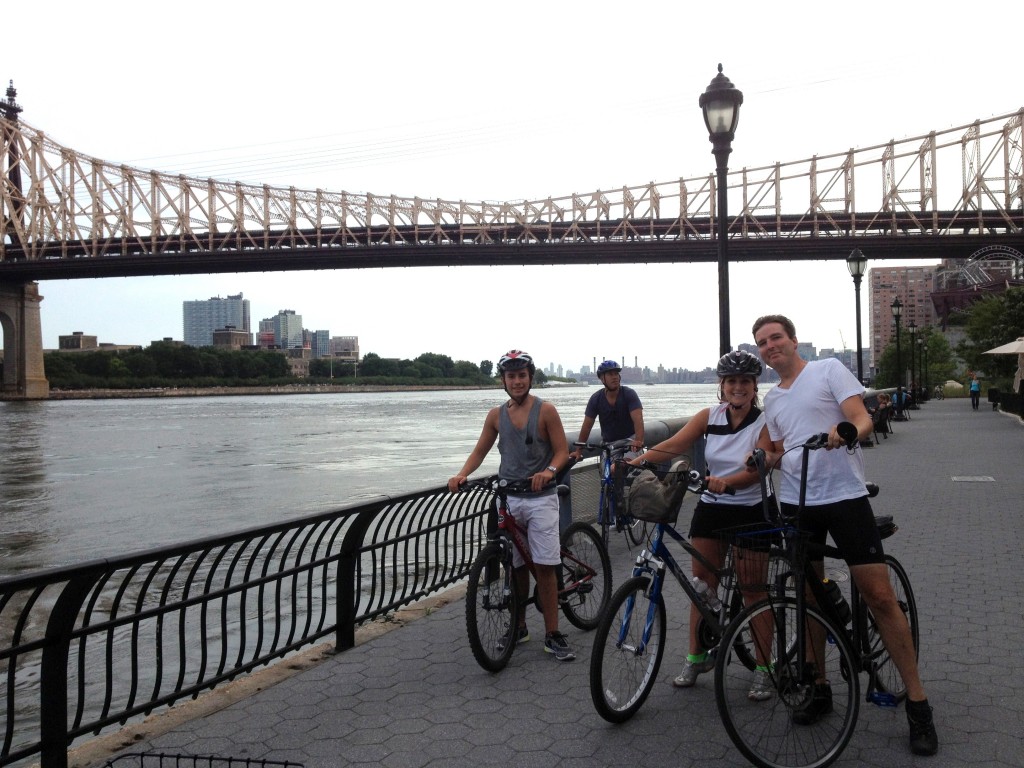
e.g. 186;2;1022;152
969;376;981;410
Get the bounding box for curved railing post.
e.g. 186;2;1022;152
38;564;106;768
335;506;380;651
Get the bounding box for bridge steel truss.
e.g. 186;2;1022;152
2;109;1024;280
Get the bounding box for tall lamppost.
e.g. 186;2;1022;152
921;335;929;396
908;320;917;406
700;64;743;356
846;249;868;383
921;337;929;405
891;297;904;419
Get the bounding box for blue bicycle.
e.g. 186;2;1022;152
575;437;647;547
589;461;786;722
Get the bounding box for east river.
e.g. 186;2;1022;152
0;384;723;579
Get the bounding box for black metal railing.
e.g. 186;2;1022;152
0;483;497;768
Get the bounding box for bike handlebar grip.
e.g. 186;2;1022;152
723;485;736;495
865;482;879;497
746;448;765;468
836;421;858;444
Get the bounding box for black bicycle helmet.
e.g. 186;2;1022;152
497;349;535;375
596;359;621;375
716;350;763;378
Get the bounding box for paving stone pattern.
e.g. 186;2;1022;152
88;399;1024;768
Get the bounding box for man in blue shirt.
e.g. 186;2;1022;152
571;360;645;456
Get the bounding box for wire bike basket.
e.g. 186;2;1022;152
623;457;692;525
101;753;305;768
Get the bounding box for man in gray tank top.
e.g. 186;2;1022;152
448;350;575;661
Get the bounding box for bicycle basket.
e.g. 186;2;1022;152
101;753;304;768
625;457;691;524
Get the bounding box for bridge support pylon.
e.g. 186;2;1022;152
0;280;49;400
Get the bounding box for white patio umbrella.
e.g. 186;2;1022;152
983;337;1024;355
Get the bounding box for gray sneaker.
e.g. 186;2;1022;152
672;655;716;687
748;669;774;701
543;631;576;661
497;624;529;651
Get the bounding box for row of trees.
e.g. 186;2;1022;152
43;344;522;390
872;287;1024;392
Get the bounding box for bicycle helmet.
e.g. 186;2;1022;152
497;349;535;375
596;359;622;375
716;350;763;378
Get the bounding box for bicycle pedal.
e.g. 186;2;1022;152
866;691;899;708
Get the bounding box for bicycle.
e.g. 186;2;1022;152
588;459;787;723
574;437;647;547
463;476;612;672
714;424;920;768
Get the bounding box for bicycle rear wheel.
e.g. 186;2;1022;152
465;541;519;672
624;515;648;546
589;575;666;723
560;522;612;630
863;554;918;701
715;597;860;768
597;488;613;548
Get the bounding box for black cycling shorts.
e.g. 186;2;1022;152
689;497;780;551
780;496;885;565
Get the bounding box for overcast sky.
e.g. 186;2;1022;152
5;0;1022;372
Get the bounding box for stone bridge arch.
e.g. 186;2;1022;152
0;281;48;399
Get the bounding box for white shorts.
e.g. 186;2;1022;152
507;492;561;567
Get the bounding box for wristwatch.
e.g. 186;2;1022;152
546;465;559;474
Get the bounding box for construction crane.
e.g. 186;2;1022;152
839;329;847;351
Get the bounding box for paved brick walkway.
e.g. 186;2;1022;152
77;399;1024;768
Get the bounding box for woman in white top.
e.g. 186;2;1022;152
632;350;776;700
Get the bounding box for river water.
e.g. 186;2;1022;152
0;383;722;578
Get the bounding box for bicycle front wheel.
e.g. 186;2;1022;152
597;488;613;548
589;575;666;723
465;541;518;672
864;554;918;701
715;597;860;768
560;522;612;630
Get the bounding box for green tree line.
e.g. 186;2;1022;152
43;344;518;390
872;286;1024;393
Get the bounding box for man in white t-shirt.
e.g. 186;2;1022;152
753;314;938;758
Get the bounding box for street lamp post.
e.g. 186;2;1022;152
846;249;868;383
891;298;904;420
922;336;929;396
908;320;917;407
700;64;743;357
921;337;929;405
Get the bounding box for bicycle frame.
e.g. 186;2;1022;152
616;470;743;653
757;438;901;705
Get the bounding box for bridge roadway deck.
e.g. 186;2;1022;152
75;398;1024;768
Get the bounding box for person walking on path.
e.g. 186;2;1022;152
630;350;777;699
447;350;575;661
970;375;981;410
752;314;938;757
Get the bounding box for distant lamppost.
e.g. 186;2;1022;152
908;320;917;403
846;248;868;383
700;64;743;356
921;336;929;395
891;298;904;419
917;336;925;401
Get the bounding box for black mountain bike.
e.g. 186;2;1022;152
714;425;920;768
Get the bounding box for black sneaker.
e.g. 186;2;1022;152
792;683;833;725
907;701;938;756
543;631;576;661
497;624;528;651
